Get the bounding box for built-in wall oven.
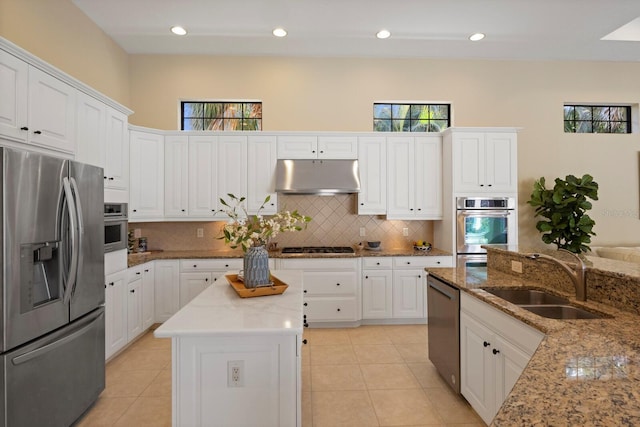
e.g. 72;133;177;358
104;203;128;253
456;196;516;263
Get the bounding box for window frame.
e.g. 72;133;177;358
373;102;451;132
563;103;632;134
179;100;263;131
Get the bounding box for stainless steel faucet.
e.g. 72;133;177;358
526;248;587;301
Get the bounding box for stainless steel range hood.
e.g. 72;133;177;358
275;159;360;195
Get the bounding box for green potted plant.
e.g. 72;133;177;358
528;174;599;254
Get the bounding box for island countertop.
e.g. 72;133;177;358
154;269;303;338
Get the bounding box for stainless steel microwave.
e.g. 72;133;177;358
104;203;127;253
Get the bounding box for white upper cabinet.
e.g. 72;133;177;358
357;136;387;215
277;134;357;159
387;135;442;220
129;130;164;219
75;91;106;167
188;135;217;217
0;50;28;142
217;135;247;215
247;135;278;215
27;66;76;153
104;107;129;191
450;130;517;194
165;135;189;217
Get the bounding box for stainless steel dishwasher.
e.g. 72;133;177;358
427;274;460;393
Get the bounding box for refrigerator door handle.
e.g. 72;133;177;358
10;309;102;365
62;177;79;304
69;177;84;297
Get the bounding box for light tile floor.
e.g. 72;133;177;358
75;324;486;427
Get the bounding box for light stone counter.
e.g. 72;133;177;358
427;249;640;426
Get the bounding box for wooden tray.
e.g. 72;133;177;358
225;274;288;298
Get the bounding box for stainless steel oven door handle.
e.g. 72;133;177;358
62;177;79;305
458;210;511;218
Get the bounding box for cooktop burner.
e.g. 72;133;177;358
282;246;355;254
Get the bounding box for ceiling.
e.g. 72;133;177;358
72;0;640;61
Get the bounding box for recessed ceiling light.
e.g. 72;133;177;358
170;26;187;36
469;33;485;41
273;28;287;37
376;29;391;39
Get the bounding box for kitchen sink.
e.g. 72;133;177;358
483;288;569;305
519;305;605;320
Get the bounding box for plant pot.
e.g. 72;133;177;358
243;245;270;288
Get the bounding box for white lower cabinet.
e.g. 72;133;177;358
127;271;143;342
154;260;180;323
362;257;393;319
105;269;127;360
392;269;425;318
460;292;544;425
179;258;244;308
141;264;155;330
279;258;360;324
126;262;156;342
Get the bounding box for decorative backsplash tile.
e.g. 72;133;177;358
129;194;433;251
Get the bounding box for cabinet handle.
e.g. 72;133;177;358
376;262;380;265
132;209;137;212
312;150;316;153
304;323;309;328
483;341;490;347
493;349;500;355
136;272;141;275
320;150;324;153
303;302;308;306
302;339;308;345
488;184;493;187
225;264;229;267
406;262;411;265
109;282;114;286
181;209;185;212
436;261;441;265
418;275;421;278
270;203;275;206
20;126;28;131
303;289;307;293
410;208;414;211
144;269;149;272
104;176;107;180
211;209;215;212
33;130;42;135
336;283;340;286
365;275;369;279
303;314;307;319
193;264;197;268
480;184;485;187
130;289;135;293
336;308;341;312
417;208;422;211
108;177;114;180
205;278;209;282
360;203;364;206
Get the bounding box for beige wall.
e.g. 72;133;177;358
129;55;640;248
0;0;130;106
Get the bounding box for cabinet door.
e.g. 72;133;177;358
105;270;127;359
165;135;189;217
493;334;530;408
460;311;495;425
28;67;76;153
130;131;164;219
216;135;247;218
0;50;28;142
415;136;442;219
188;136;217;217
142;264;156;331
387;136;415;219
357;137;387;214
362;270;393;319
391;269;425;318
247;135;278;214
127;277;143;342
277;135;317;159
154;260;180;323
317;136;358;159
75;92;106;167
105;107;129;190
453;132;484;192
180;272;212;308
484;132;517;192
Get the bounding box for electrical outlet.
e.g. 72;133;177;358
402;228;409;237
133;228;142;238
511;260;523;273
228;360;244;387
197;228;204;238
359;227;366;237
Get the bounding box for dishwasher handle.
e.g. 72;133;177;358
428;278;456;300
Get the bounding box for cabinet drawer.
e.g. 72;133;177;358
304;298;357;322
362;257;393;269
127;265;143;283
393;256;453;269
180;258;243;272
279;257;358;271
304;272;357;295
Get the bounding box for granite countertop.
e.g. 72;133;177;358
128;246;452;267
427;266;640;426
154;270;303;338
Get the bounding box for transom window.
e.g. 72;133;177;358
181;101;262;131
563;104;631;133
374;103;450;132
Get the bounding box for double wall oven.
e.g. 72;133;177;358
456;196;516;267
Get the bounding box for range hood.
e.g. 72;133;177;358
275;159;360;195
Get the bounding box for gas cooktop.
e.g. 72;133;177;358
281;246;355;254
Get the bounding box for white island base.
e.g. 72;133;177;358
155;270;304;427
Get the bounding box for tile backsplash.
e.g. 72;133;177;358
129;194;433;251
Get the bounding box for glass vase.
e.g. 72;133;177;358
243;245;270;288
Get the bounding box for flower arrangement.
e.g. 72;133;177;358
218;194;311;251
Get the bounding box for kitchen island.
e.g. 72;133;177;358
154;270;304;427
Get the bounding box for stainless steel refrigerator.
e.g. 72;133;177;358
0;148;105;426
